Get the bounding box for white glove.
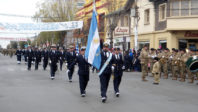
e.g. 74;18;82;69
111;66;115;70
162;56;165;58
65;63;68;66
49;61;51;64
193;56;197;60
151;56;155;58
67;70;70;73
122;66;125;70
170;56;173;59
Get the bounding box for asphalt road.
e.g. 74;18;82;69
0;54;198;112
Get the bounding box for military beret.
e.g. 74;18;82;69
154;57;159;61
150;48;155;51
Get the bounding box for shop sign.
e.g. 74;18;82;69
115;27;129;35
184;31;198;37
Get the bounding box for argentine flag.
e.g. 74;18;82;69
85;9;101;70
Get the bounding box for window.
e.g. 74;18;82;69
121;16;124;27
159;4;166;21
171;0;180;16
159;40;167;49
144;9;150;24
170;0;198;17
181;0;190;16
191;0;198;15
124;16;129;26
120;16;129;27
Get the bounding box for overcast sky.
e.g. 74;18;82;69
0;0;42;48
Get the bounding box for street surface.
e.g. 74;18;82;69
0;54;198;112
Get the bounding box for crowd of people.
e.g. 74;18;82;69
1;43;198;103
139;45;198;85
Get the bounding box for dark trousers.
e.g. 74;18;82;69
43;59;48;70
28;59;32;70
79;74;89;94
99;73;111;97
17;56;21;61
24;56;27;62
60;60;63;71
35;60;39;70
50;63;57;77
68;67;74;80
113;72;123;93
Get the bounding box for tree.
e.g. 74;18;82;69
33;0;77;47
105;0;124;48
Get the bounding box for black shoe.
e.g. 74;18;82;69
51;76;55;80
81;94;86;97
116;92;120;97
102;97;106;103
69;79;72;82
153;83;159;85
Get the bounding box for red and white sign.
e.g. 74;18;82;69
185;31;198;37
115;27;129;35
0;37;27;41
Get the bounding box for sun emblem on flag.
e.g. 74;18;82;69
93;38;99;44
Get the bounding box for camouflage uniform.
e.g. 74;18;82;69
139;48;149;81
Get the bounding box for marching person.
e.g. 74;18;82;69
99;43;113;103
172;49;179;80
24;48;28;64
158;48;171;79
149;48;157;76
112;47;124;97
75;47;90;97
27;46;34;70
59;47;65;71
152;57;161;85
42;48;49;70
15;48;22;64
179;49;186;82
34;47;42;70
49;45;59;80
65;45;76;82
139;45;149;81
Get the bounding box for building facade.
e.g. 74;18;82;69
133;0;198;50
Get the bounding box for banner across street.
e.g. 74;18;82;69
0;21;83;33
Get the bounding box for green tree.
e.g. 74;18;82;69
10;41;18;49
34;0;77;47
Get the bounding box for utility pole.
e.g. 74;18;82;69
133;0;139;51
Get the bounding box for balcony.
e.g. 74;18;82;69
167;16;198;31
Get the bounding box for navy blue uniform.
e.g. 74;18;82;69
42;50;49;70
34;50;42;70
49;51;59;78
65;51;76;81
24;50;28;63
112;54;124;93
15;50;22;63
59;51;65;71
27;49;34;70
99;51;113;98
76;55;90;95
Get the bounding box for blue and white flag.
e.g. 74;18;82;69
76;43;79;54
85;9;101;70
